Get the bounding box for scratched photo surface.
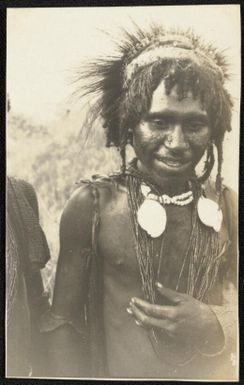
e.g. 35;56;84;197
6;5;240;380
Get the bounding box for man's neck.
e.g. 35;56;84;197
137;161;191;196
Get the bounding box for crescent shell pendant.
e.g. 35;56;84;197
137;199;167;238
197;196;223;232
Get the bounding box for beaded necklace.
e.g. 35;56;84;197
126;161;221;301
126;161;223;366
141;183;194;206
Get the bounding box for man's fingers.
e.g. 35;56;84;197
129;302;171;330
156;282;184;304
131;297;177;320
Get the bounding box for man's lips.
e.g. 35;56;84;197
154;155;191;168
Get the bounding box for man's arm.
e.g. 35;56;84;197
41;184;95;378
208;186;238;358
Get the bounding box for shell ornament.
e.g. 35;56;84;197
137;183;223;238
197;196;223;232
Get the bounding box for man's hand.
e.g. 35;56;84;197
127;282;224;351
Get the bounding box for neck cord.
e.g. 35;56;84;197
126;167;220;301
126;168;222;366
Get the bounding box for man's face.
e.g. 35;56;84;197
133;80;211;181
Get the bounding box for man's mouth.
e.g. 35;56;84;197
154;155;191;169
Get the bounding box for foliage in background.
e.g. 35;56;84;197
7;107;236;299
7;110;120;298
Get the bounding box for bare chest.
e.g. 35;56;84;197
98;188;192;290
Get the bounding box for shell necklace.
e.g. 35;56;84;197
126;167;224;366
137;182;223;238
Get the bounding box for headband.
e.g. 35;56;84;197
77;25;232;151
123;34;225;88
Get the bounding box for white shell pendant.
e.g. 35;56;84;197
137;199;167;238
197;196;223;232
141;183;151;197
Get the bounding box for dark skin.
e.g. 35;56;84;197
128;284;223;348
49;183;232;378
127;82;224;351
47;81;235;378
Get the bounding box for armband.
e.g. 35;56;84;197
40;310;85;337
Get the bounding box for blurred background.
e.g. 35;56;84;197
7;5;240;297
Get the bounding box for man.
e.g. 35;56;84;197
6;177;50;377
43;26;238;380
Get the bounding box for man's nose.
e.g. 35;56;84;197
164;125;189;151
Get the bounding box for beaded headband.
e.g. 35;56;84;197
123;46;224;89
123;34;225;89
77;24;232;152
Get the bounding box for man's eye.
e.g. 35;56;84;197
151;120;170;129
185;121;206;131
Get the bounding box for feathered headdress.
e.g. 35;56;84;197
76;23;233;192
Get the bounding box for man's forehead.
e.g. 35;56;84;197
149;80;207;116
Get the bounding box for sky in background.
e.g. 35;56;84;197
7;5;240;190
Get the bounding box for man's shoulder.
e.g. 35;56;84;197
72;173;125;205
61;173;125;233
204;179;237;238
76;173;125;191
204;179;237;204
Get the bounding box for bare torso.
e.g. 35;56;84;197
49;176;235;380
98;181;193;378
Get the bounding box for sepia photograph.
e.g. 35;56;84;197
6;4;240;381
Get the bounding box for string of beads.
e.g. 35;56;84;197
141;183;194;206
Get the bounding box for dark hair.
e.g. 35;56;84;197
120;58;232;145
76;25;233;190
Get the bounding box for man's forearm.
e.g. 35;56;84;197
210;303;238;354
45;324;90;378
